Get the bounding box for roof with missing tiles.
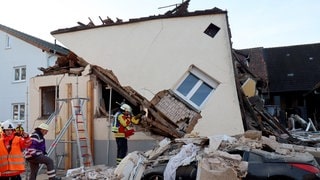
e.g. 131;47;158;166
51;0;226;36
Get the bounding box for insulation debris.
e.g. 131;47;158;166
60;130;320;180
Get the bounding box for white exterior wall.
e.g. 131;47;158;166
0;31;57;130
53;14;244;136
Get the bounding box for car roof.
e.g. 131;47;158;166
250;149;317;164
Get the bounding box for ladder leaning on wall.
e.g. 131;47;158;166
70;98;93;167
40;97;93;171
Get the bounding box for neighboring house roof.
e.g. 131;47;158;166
0;24;69;55
233;48;269;94
236;47;268;82
264;43;320;93
51;2;226;35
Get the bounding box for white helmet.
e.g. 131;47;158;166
120;104;132;113
2;120;15;130
36;123;49;131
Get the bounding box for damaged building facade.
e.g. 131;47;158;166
237;43;320;131
50;6;244;137
28;4;246;168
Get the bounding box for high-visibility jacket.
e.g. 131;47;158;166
15;126;24;137
112;112;140;138
0;135;27;177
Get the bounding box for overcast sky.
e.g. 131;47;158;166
1;0;319;49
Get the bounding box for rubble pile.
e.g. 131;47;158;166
65;165;117;180
63;130;320;179
197;150;247;180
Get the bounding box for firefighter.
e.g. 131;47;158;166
24;123;59;180
0;120;31;180
112;103;145;165
15;123;24;137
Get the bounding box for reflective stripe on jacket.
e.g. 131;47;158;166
24;130;46;159
112;112;121;133
113;113;140;138
0;136;26;176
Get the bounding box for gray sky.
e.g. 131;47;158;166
1;0;319;49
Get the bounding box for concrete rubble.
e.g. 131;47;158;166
62;130;320;179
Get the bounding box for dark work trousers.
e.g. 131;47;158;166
116;137;128;165
27;155;56;180
0;175;21;180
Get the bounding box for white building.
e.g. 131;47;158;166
0;24;69;130
28;4;245;167
51;7;244;136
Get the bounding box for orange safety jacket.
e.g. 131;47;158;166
113;113;140;138
0;136;26;177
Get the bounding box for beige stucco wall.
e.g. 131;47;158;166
53;13;244;136
28;67;152;141
28;69;91;138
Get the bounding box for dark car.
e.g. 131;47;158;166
233;149;320;180
142;149;320;180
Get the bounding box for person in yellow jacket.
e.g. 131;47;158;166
0;120;31;179
14;123;24;137
112;103;145;165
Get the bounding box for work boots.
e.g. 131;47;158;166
49;177;61;180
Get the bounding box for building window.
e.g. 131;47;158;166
174;65;219;109
12;103;25;121
5;34;11;49
41;86;56;118
14;66;26;81
47;55;56;67
204;23;220;38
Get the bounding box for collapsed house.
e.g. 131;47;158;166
27;1;320;179
29;0;247;169
50;1;246;137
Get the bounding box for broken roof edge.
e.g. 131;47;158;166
38;51;89;76
50;7;226;36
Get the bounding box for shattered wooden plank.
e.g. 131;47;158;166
91;66;139;107
92;66;184;138
253;106;293;139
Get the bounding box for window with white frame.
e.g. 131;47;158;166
174;65;219;110
14;66;26;81
12;103;25;121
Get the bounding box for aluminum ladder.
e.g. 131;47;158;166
38;98;93;173
71;98;93;167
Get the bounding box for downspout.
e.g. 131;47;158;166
105;86;112;165
87;80;95;163
55;75;65;164
26;86;29;132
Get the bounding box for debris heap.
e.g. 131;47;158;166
65;130;320;179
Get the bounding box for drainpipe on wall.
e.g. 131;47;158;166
105;86;112;165
87;80;95;164
54;75;65;165
26;86;29;132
